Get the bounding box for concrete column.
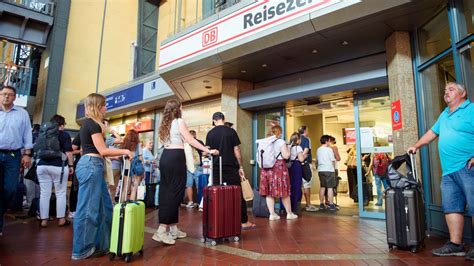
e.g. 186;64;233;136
385;31;419;156
221;79;253;184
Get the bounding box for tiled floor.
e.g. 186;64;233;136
0;207;472;265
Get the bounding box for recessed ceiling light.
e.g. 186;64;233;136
205;86;212;89
261;64;267;68
341;41;349;46
312;49;318;53
203;80;210;83
241;70;247;73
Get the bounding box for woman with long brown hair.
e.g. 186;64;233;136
120;129;143;201
72;93;132;260
153;99;218;245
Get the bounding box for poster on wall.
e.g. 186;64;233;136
391;100;403;131
343;128;356;145
360;127;374;148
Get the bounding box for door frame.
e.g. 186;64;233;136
354;90;390;219
252;108;286;188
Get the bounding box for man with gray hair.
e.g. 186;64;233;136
408;82;474;260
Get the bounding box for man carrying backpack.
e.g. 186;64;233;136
0;85;33;236
206;112;256;229
366;151;391;206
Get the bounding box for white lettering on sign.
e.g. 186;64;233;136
159;0;357;70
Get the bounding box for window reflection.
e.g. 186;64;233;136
420;55;454;206
418;9;451;63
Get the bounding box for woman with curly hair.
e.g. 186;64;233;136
153;99;218;245
120;129;143;201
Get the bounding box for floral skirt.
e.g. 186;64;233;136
259;159;291;198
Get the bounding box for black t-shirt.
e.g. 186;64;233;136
80;118;102;155
206;125;241;169
37;130;73;167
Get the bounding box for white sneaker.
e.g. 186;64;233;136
305;205;318;212
170;229;187;239
68;212;75;219
286;213;298;220
152;232;176;245
186;202;194;208
269;213;281;221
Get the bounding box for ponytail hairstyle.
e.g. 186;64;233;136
158;99;182;143
271;125;283;138
84;93;106;135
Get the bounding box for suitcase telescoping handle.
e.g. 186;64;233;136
208;155;223;186
408;151;419;183
119;155;131;204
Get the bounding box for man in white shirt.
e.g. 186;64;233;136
316;135;337;211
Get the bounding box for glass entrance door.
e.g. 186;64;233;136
252;109;285;187
354;92;393;219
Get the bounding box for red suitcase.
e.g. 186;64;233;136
202;156;241;246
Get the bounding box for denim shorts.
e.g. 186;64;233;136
441;165;474;216
186;167;203;188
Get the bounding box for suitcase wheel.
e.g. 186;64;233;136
200;238;206;243
410;246;418;253
233;236;240;242
139;248;144;256
388;244;394;250
124;253;132;263
109;253;116;261
211;240;217;246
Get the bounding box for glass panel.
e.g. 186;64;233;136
460;43;474;101
458;0;474;39
418;9;451;63
357;96;393;214
255;111;282;185
420;55;454;206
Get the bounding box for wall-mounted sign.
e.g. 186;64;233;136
343;128;356;145
76;77;172;120
159;0;359;70
125;118;154;133
391;100;402;131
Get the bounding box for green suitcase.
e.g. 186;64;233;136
109;158;145;263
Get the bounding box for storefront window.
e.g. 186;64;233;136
460;43;474;101
418;9;451;64
420;55;454;206
182;100;221;141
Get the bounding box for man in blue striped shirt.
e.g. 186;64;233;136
0;85;33;236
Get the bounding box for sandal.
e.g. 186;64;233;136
58;220;71;227
241;223;256;230
39;220;48;228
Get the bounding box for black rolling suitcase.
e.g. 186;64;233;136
385;153;425;253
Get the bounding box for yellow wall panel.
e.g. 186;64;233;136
57;0;138;129
98;0;138;92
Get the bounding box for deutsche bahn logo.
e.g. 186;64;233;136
202;27;218;47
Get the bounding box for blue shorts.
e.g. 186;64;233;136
186;167;203;188
441;165;474;216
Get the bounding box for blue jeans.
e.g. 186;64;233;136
72;156;113;259
186;167;203;188
441;165;474;216
0;150;21;231
374;174;389;204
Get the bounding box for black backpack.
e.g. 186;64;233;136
34;122;62;160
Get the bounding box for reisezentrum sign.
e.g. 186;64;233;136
159;0;359;70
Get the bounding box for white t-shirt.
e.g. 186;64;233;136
274;138;286;159
316;146;335;172
289;145;303;161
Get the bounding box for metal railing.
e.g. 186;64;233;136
3;0;55;16
1;63;33;96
